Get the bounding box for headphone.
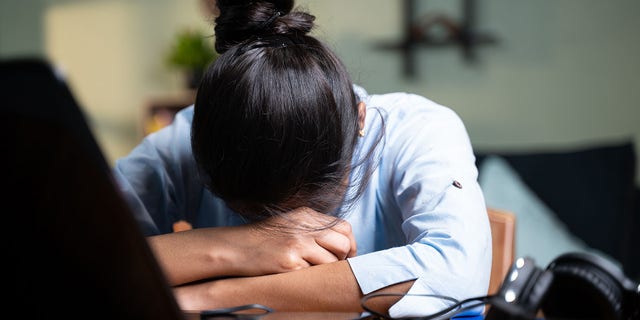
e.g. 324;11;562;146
486;252;640;320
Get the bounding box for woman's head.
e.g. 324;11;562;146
192;0;363;220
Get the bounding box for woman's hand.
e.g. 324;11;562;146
147;207;356;285
226;206;357;276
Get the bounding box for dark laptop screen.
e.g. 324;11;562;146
2;58;184;320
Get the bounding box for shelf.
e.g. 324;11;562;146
375;33;498;50
141;90;196;137
375;0;498;78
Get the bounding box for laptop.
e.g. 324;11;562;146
2;58;185;320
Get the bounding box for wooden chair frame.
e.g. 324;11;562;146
487;207;516;295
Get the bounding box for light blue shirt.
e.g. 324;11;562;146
113;85;492;318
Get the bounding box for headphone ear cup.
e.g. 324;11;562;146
486;257;554;319
541;254;625;320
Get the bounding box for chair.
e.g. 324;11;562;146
487;207;516;295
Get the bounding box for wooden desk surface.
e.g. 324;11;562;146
183;310;363;320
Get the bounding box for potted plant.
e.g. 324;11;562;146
165;28;218;89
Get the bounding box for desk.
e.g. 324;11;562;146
183;311;362;319
183;311;485;319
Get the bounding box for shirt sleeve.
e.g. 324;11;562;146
113;106;200;235
346;94;492;318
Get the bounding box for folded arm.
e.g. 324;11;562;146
147;207;357;285
148;206;414;315
173;260;415;313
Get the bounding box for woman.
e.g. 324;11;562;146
114;0;491;317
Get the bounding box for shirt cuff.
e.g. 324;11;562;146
387;276;453;318
347;247;419;295
348;249;485;318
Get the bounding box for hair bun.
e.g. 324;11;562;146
214;0;315;53
217;0;294;13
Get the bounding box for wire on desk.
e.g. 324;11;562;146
359;292;496;320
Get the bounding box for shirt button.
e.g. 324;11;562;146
452;180;463;189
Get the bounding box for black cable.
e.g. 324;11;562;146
359;292;496;320
360;293;460;319
422;299;491;320
418;295;495;320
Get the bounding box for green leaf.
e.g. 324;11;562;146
166;29;218;71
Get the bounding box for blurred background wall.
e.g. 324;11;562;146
1;0;639;182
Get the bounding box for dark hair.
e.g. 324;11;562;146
192;0;370;221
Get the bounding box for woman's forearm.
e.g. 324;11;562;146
147;228;239;285
174;260;415;314
147;209;357;286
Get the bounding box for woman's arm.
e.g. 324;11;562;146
337;93;492;318
173;260;415;314
148;207;357;286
